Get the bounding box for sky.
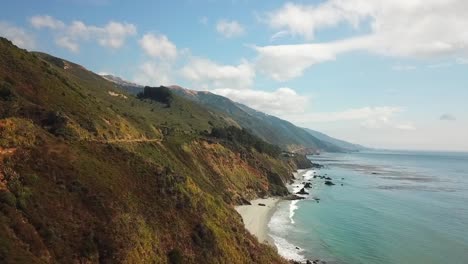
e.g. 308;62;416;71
1;0;468;151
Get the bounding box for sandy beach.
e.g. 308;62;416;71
235;197;280;246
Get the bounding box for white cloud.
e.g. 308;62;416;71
456;57;468;64
139;33;177;60
135;33;255;92
427;62;452;69
180;57;254;90
135;34;182;87
304;106;402;122
394;122;416;131
30;15;136;52
199;16;209;25
216;20;245;38
98;21;137;48
265;2;356;40
285;106;415;131
212;87;309;116
0;22;35;50
56;36;79;52
134;61;173;86
392;64;417;71
259;0;468;80
270;30;289;42
63;20;137;50
30;15;65;30
254;37;365;81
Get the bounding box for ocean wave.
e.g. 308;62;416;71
303;170;316;180
289;200;300;224
270;234;306;261
267;169;315;262
269;202;291;236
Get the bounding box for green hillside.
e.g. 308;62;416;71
99;77;353;153
168;86;345;152
0;38;309;263
303;128;367;152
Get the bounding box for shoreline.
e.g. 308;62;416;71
235;197;280;247
235;169;315;250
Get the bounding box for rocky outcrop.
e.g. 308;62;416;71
296;188;309;195
324;180;335;186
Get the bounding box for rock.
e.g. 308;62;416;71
311;163;323;168
325;177;332;180
306;260;312;264
258;203;266;206
296;188;309;195
324;180;335;186
304;182;312;188
284;195;306;200
295;246;300;250
240;197;251;205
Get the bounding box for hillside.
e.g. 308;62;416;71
101;77;348;153
101;74;144;95
169;86;351;153
0;37;309;263
302;128;367;152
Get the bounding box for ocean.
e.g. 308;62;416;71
268;150;468;264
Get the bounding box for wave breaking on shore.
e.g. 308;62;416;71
268;169;317;262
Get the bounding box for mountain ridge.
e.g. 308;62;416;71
0;37;307;263
101;74;364;153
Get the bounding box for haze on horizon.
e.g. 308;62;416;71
1;0;467;151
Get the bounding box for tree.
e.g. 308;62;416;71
137;86;173;107
208;126;281;157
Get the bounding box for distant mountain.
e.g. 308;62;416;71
99;75;362;153
303;128;367;152
168;86;345;153
101;74;144;94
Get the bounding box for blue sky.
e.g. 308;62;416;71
1;0;467;151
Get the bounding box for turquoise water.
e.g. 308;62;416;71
268;150;468;264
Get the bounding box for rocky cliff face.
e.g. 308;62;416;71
0;37;308;263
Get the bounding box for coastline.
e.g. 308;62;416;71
269;169;316;262
235;169;315;251
235;197;280;247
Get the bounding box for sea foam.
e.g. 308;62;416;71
267;169;317;262
270;234;306;261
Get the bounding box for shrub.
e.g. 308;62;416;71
167;248;183;264
137;86;173;107
192;223;216;249
45;111;67;130
0;81;13;100
209;126;281;157
81;232;97;258
0;191;16;207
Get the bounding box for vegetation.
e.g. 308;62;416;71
169;87;346;152
0;37;310;263
137;86;174;107
209;126;282;157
